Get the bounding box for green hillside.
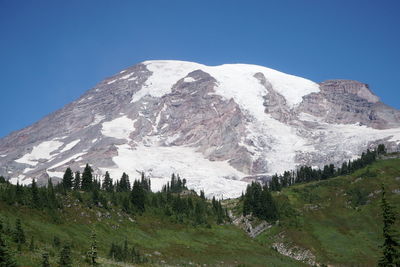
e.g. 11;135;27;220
255;158;400;266
0;176;301;267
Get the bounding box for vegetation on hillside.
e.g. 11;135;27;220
0;168;300;266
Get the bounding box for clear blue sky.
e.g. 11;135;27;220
1;0;399;138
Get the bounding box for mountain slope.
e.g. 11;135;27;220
0;60;400;197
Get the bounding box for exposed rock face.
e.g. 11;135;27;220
297;80;400;129
0;60;399;198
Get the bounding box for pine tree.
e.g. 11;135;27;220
41;252;50;267
13;219;25;245
0;234;17;267
73;171;81;190
102;171;113;192
194;201;206;225
379;185;400;266
377;144;387;155
62;168;74;190
47;179;58;209
118;173;130;192
131;180;145;212
31;179;41;208
58;244;72;267
81;164;93;191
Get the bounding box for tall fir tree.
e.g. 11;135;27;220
102;171;113;192
379;185;400;266
47;179;57;209
73;171;81;190
131;180;145;212
81;164;93;191
118;173;130;192
62;168;74;190
13;219;25;245
31;179;41;208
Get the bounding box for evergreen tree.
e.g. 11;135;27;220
13;219;25;245
377;144;387;155
379;185;400;266
62;168;74;190
259;189;278;221
200;190;205;200
140;172;151;192
31;179;41;208
131;180;145;212
0;176;6;183
81;164;93;191
194;201;206;225
117;173;130;192
47;179;58;209
102;171;113;192
58;244;72;267
73;171;81;190
0;234;17;267
41;252;50;267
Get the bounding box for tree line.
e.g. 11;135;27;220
242;144;387;222
267;144;386;192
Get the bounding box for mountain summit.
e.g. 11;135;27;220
1;60;399;198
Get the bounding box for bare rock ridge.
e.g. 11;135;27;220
0;60;399;198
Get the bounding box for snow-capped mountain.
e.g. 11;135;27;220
1;60;400;198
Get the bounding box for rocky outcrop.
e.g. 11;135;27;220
297;80;400;129
231;213;272;238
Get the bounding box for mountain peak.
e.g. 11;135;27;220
0;60;399;197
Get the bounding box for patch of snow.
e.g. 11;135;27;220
121;73;134;79
87;96;93;100
298;112;324;123
128;77;137;81
101;116;137;140
0;154;6;157
120;70;127;74
102;144;248;199
54;136;68;140
46;170;64;179
23;167;35;174
88;114;106;127
15;140;64;166
183;77;196;83
49;152;86;169
9;176;32;186
59;139;80;153
92;138;98;143
107;79;117;85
